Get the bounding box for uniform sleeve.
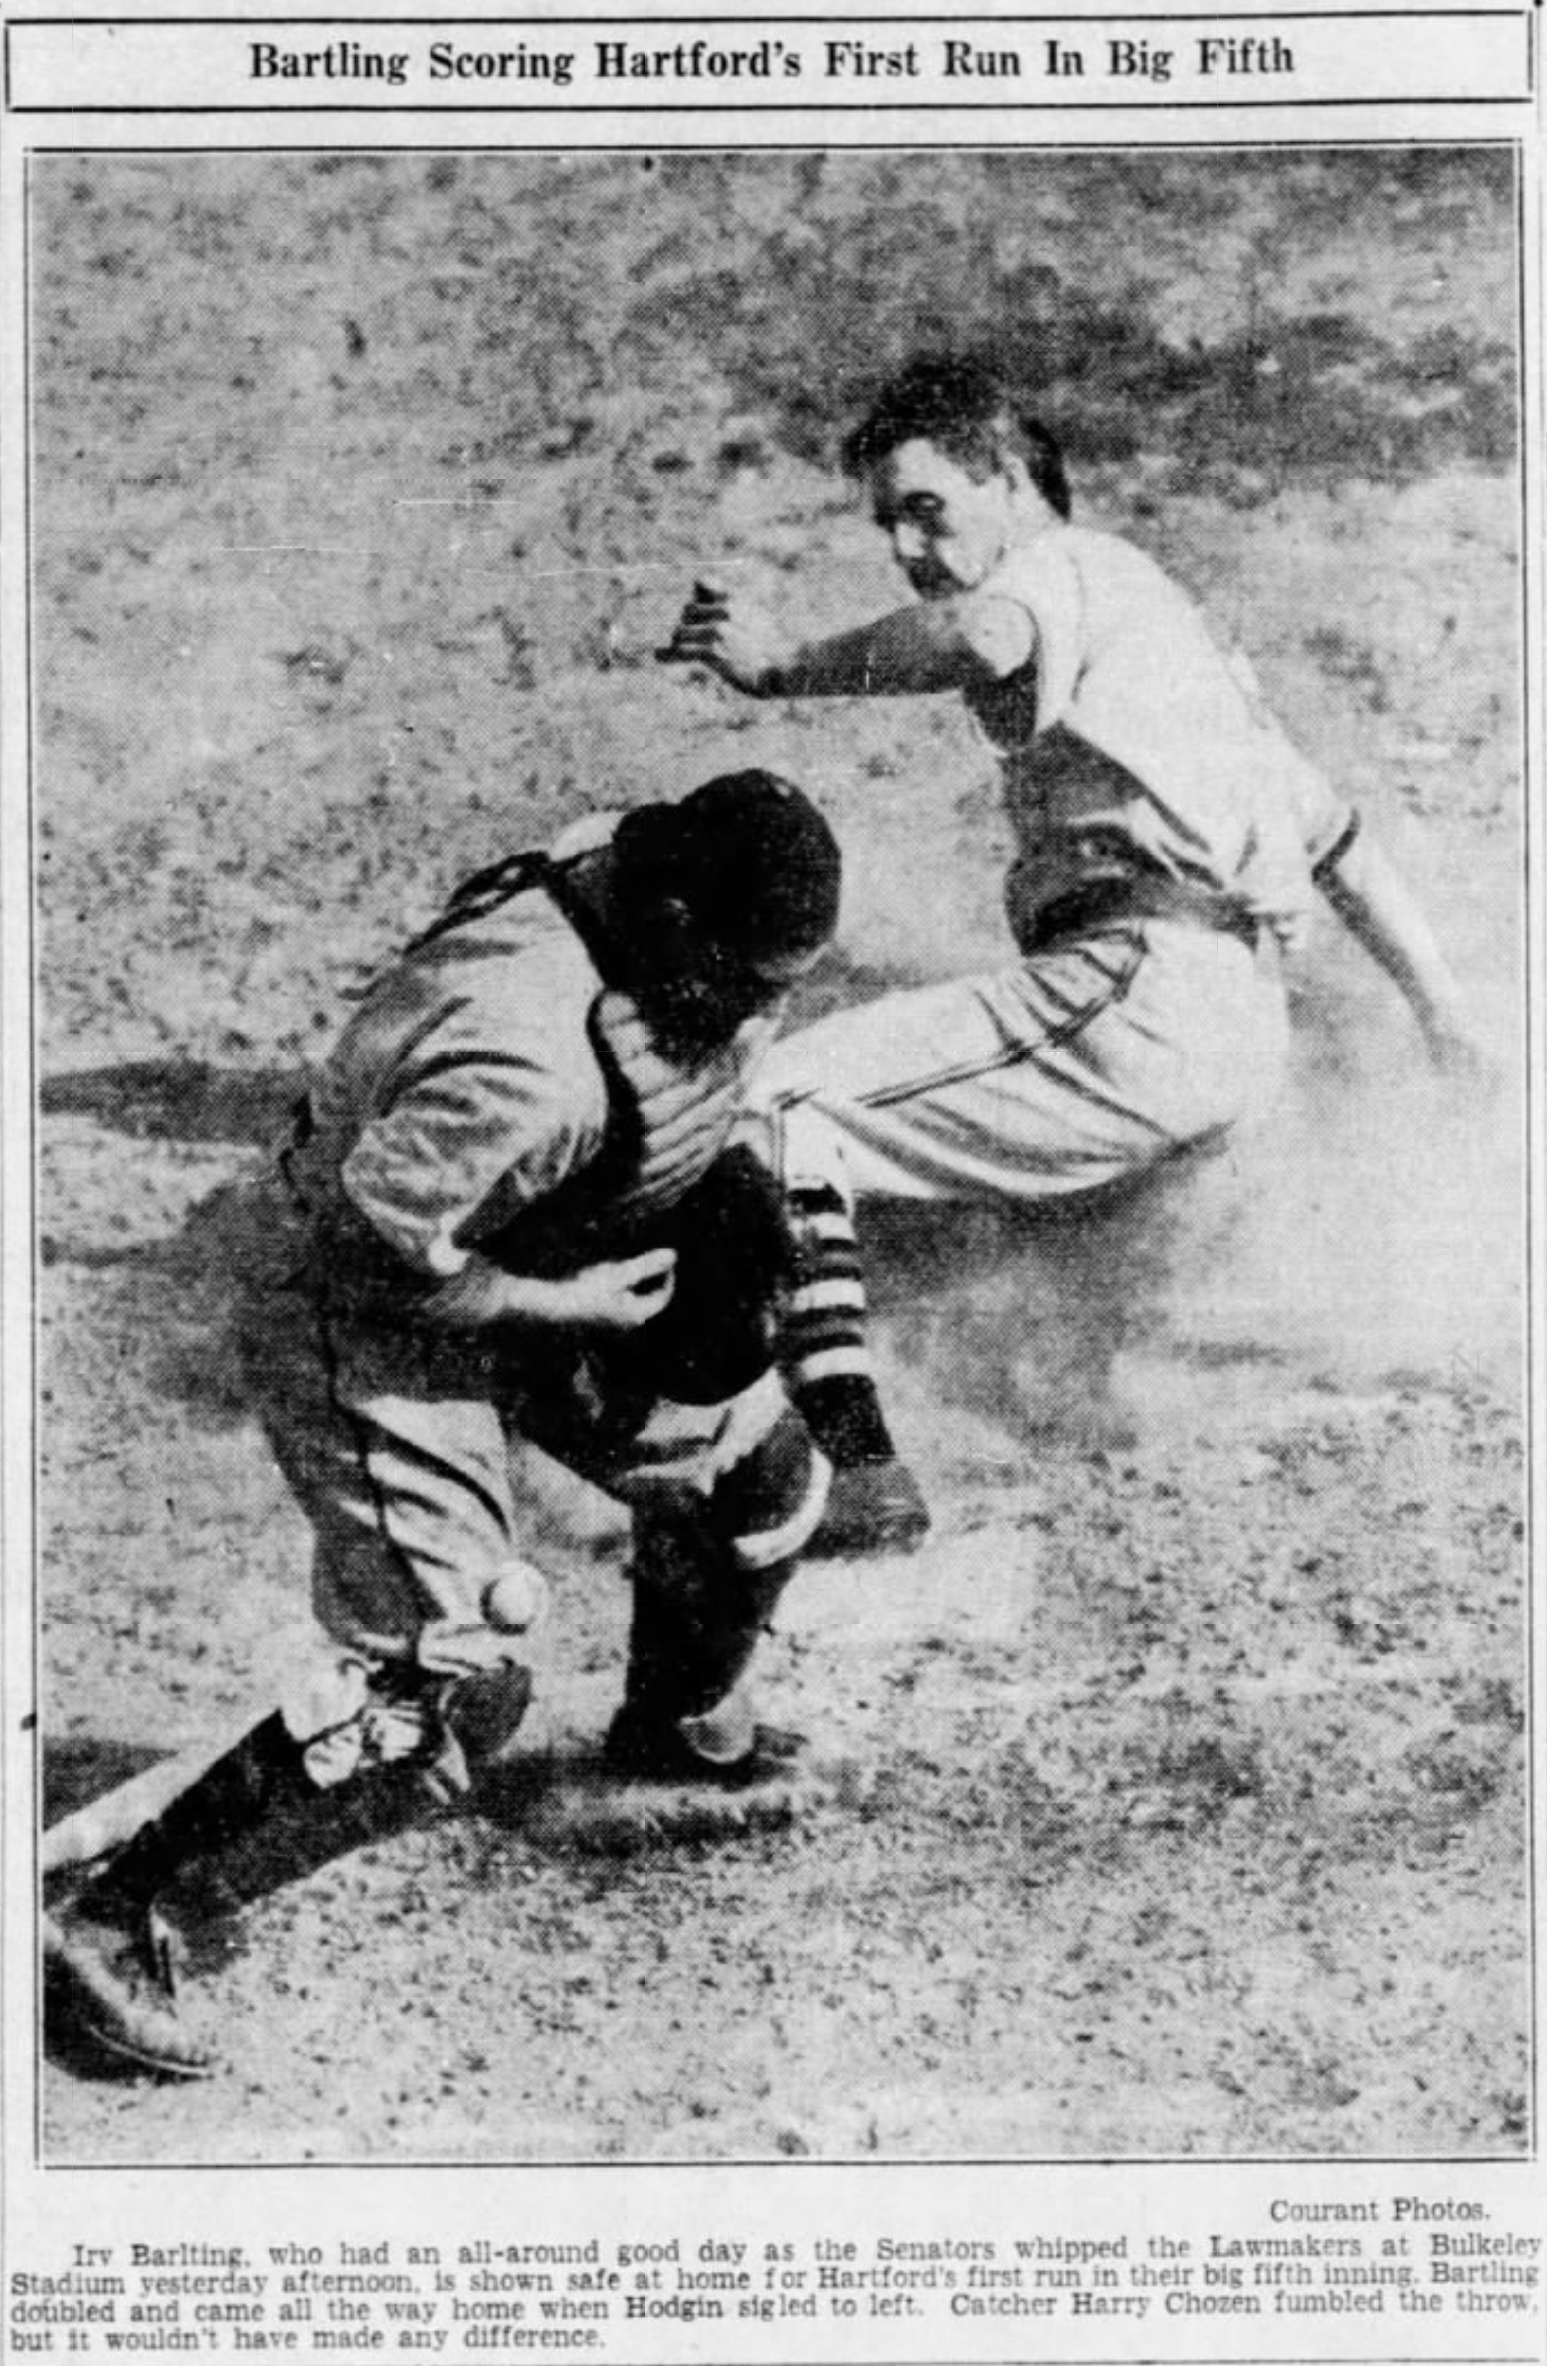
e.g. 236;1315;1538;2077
1224;645;1357;870
339;936;608;1280
975;535;1088;731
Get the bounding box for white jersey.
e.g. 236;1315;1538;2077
967;524;1354;941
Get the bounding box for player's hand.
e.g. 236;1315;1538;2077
539;1247;678;1331
658;580;795;696
1422;1017;1503;1095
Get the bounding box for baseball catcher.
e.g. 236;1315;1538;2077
46;770;842;2079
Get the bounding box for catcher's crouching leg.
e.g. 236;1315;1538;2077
605;1387;831;1788
563;1146;829;1785
45;1631;535;2079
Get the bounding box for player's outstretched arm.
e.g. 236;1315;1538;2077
1317;829;1492;1079
661;580;1032;699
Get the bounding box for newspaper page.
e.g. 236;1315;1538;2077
1;0;1542;2361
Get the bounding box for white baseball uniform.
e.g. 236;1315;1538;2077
757;523;1354;1214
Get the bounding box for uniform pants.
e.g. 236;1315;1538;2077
756;921;1288;1210
748;921;1289;1417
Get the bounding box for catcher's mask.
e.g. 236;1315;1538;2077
611;772;840;1053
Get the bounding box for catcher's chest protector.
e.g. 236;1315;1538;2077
589;989;776;1226
420;841;778;1265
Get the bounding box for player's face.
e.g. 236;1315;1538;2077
869;437;1018;598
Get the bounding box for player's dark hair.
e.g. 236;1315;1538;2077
614;770;842;960
842;355;1072;519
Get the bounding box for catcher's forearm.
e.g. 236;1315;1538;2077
419;1254;564;1330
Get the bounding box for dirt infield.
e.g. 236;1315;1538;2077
30;150;1527;2162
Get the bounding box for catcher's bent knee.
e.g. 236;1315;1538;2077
708;1394;830;1570
611;1373;830;1571
593;1357;818;1523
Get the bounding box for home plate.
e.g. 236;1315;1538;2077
473;1742;855;1858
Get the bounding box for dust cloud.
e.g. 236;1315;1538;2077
867;1004;1523;1452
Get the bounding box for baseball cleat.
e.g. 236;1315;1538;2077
603;1708;808;1789
44;1903;214;2081
803;1456;931;1558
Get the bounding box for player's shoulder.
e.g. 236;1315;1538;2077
1057;523;1213;641
986;518;1143;608
418;814;615;978
1060;521;1174;584
386;854;605;1095
978;523;1151;680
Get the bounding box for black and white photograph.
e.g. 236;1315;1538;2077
14;124;1535;2189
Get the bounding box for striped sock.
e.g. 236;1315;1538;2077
783;1186;898;1469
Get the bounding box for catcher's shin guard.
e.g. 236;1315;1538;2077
47;1664;533;2078
44;1715;308;2081
190;1659;535;1914
624;1516;797;1719
73;1712;312;1923
73;1658;534;1925
609;1508;805;1782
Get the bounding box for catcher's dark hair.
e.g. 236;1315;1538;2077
614;770;841;959
842;355;1072;520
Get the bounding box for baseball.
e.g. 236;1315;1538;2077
483;1561;550;1635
